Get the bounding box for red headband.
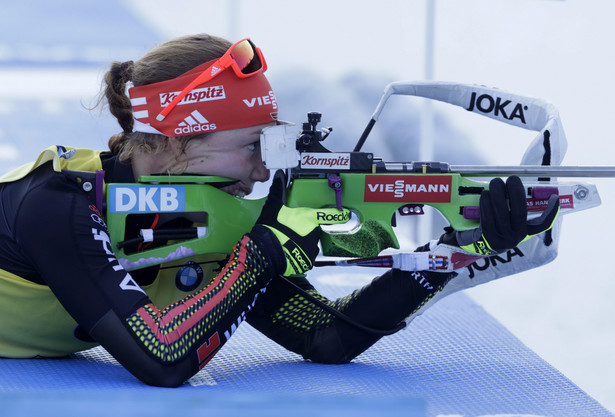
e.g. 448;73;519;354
128;60;278;136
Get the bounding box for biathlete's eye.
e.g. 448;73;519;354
247;141;258;152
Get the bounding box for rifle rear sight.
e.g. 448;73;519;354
298;112;332;152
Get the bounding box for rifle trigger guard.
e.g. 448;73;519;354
327;174;343;211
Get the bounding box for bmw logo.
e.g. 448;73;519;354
175;261;204;292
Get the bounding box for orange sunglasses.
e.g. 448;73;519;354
156;38;267;122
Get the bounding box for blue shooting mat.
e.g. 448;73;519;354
0;280;611;417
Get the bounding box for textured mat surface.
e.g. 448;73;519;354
0;286;611;417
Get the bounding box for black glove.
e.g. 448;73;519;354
250;170;350;276
441;176;559;255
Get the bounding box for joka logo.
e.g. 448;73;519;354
466;247;525;279
175;110;217;134
108;184;185;213
159;85;225;107
466;91;528;124
301;153;351;170
364;175;452;203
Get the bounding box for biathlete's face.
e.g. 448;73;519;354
173;123;273;197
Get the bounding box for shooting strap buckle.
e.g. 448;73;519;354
327;174;343;210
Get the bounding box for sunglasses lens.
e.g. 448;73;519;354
231;40;261;74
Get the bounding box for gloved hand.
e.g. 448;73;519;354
250;170;351;276
440;176;559;255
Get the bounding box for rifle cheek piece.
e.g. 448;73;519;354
260;124;300;169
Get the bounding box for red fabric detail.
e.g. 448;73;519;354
129;62;278;136
136;236;251;345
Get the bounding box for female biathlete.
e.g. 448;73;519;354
0;34;558;386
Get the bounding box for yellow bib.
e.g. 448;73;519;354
0;146;222;357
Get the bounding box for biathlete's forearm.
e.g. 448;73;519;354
247;268;454;364
91;234;277;387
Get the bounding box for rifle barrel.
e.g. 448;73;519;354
450;165;615;178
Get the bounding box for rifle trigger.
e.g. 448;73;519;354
328;175;343;211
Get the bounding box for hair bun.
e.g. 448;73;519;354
119;60;134;82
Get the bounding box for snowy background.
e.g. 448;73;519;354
1;0;614;413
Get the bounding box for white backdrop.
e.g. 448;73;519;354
1;0;613;411
125;0;615;409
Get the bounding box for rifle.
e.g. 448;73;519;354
106;81;615;273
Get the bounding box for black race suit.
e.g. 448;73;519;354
0;147;453;386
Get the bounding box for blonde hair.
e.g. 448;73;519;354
102;34;232;161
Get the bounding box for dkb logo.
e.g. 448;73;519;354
108;184;185;213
